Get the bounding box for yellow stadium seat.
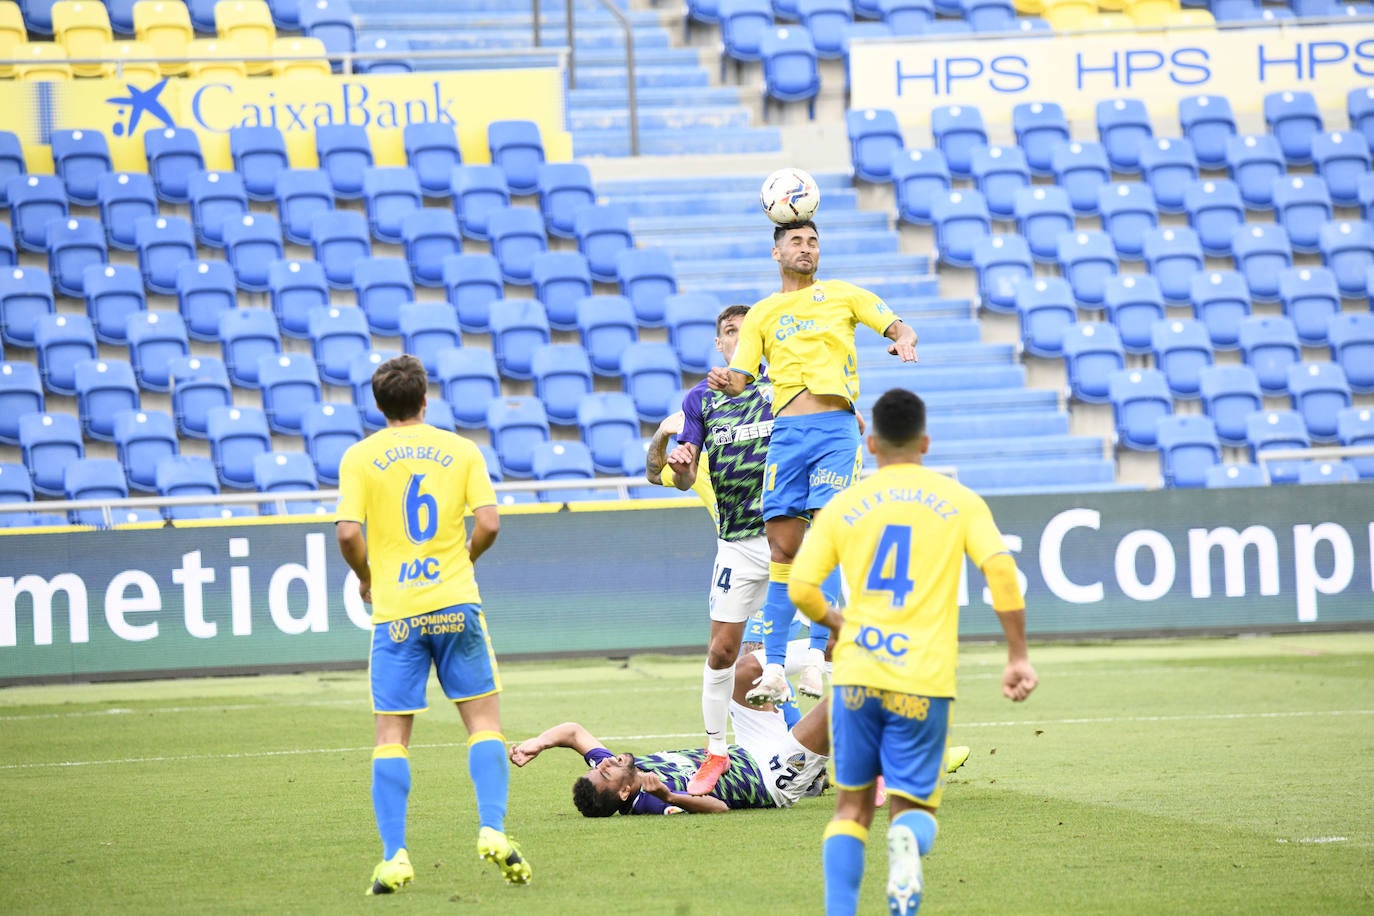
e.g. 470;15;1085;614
187;37;247;80
1124;0;1181;25
214;0;274;75
52;1;113;77
1043;0;1098;29
1165;6;1213;25
1080;11;1133;28
1012;0;1043;15
15;41;74;80
102;40;163;80
0;1;28;78
1097;0;1122;13
272;36;331;78
133;0;194;75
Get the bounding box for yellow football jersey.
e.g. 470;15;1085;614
727;278;896;411
659;454;718;529
335;424;497;624
791;463;1009;697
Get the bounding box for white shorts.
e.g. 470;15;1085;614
709;535;770;623
730;700;829;808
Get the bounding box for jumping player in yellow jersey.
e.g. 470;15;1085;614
334;355;531;897
706;219;920;706
788;388;1038;916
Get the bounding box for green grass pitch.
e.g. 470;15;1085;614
2;633;1372;914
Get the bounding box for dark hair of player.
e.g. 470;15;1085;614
870;388;927;448
572;775;621;818
371;354;428;422
772;219;818;245
716;304;749;335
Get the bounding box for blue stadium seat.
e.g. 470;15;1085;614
617;248;678;328
1056;230;1117;308
1179;94;1235;170
930;104;987;178
298;0;354;67
269;258;328;339
0;131;26;208
531;343;594;426
134;215;196;296
1103;274;1165;354
74;357;138;441
64;457;128;526
443;253;504;334
315;124;373;199
476;443;502;484
173;260;233;342
0;265;54;347
1278;266;1340;348
1246;409;1309;478
972;233;1032;314
97;172;157;251
536;162;596;239
799;0;852;57
930;189;990;268
1337;406;1374;479
1156;415;1221;488
35;313;97;396
489;299;550;380
50;128;111;207
1297;460;1358;485
352;256;414;337
0;361;43;445
275;168;333;246
154;455;223;519
486;396;551;478
1097;182;1157;260
1199;364;1262;448
301;402;363;485
1151;318;1213;399
0;224;14;268
1319;219;1374;297
1184;179;1244;257
1012;101;1069;176
488;206;549;285
169;355;232;439
970;145;1030;220
578;294;640;376
532;251;594;331
1189;269;1250;350
219;307;281;388
223;213;283;292
1349;86;1374;152
1239;315;1301;396
1108;367;1172;450
575;204;634;284
760;26;821;120
307;304;369;387
1063;322;1125;403
424;397;456;433
1272;175;1332;254
847;108;904;183
403;122;461;198
0;461;33;504
1142;226;1204;305
253;452;320;514
1264;90;1322;166
205;405;271;489
719;0;772;77
398;301;461;380
1310;131;1370;207
45;216;105;299
1226;134;1285;210
531;441;599;502
228;125;289;201
113;408;177;492
1328;313;1374;394
1051;141;1111;215
7;175;68;252
1096;98;1153;173
620;341;682;422
362;167;422;245
488;120;546;196
1014;276;1076;358
349;349;400;430
579;392;641;475
890;147;949;224
355;34;408;74
435;347;500;428
257;352;321;434
144;127;204;205
962;0;1015;30
1232;223;1292;302
1288;361;1351;443
1138;137;1197;214
452;165;511;242
664;291;723;373
19;411;83;497
266;0;299;28
401;209;461;289
187;170;247;248
1014;185;1073;264
310;210;371;288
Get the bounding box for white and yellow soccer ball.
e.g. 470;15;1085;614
759;167;820;225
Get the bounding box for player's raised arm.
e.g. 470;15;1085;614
645;411;685;483
883;318;919;363
981;552;1038;702
509;722;602;766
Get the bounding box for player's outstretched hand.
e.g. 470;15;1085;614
640;772;671;801
706;367;733;391
508;739;542;767
666;443;696;476
657;411;685;438
1002;659;1038;702
886;339;919;363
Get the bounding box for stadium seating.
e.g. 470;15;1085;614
1057;230;1117;307
113;408;178;492
435;347;500;428
486;396;551;478
135;215;196;296
404;123;461;199
187;38;247;81
1272;175;1332;255
452;166;511;241
1052;141;1111;215
219;307;281;388
188;171;248;249
575;204;635;284
228;126;291;202
1012;101;1069;176
1096;98;1153;173
14;41;73;81
298;0;354;67
1277;267;1340;348
311;210;371;288
175;260;235;342
401;209;462;288
1185;179;1245;257
1179;94;1236;170
1142;226;1204;305
489;299;551;380
578;294;640;376
1014;276;1076;359
1232;223;1292;302
1108;368;1172;450
1287;362;1352;443
35;313;97;396
1151;318;1213;399
206;405;273;489
1013;185;1073;265
1204;462;1266;488
253;452;320;514
719;0;772;77
536;162;597;239
362;167;423;245
1156;415;1221;488
1103;274;1165;354
1226;134;1285;210
1197;365;1261;449
0;4;25;77
50;128;111;207
397;301;461;380
223;214;282;292
0;131;25;206
760;27;821;120
424;397;456;433
620;341;682;422
64;458;129;526
532;441;600;502
97;173;157;251
1328;313;1374;394
972;234;1032;314
1097;182;1157;260
0;225;12;268
1138;137;1197;214
1264;90;1322;166
45;216;105;299
532;251;594;331
931;189;990;268
1246;409;1309;482
847;108;904;183
1318;220;1374;297
271;36;330;78
1337;407;1374;479
74;358;138;441
1297;461;1358;485
617;248;679;327
19;411;83;497
531;343;595;426
0;460;33;506
300;402;363;485
1;267;57;352
276;169;333;246
307;304;369;387
349;349;399;430
443;253;503;334
257;352;320;435
1189;270;1250;351
664;292;722;373
891;148;950;225
488;207;549;285
125;310;186;393
8;175;68;252
145;127;204;205
930;105;987;179
0;361;42;445
579;392;642;474
1236;315;1301;398
315;124;373;199
1310;131;1370;209
269;259;328;339
215;0;274;74
154;454;222;518
101;37;160;79
1063;322;1125;403
353;257;414;337
167;355;230;440
971;146;1030;220
488;120;546;196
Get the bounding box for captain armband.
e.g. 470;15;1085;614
982;553;1025;613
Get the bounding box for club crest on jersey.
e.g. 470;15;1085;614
786;752;808;770
388;619;410;642
813;286;826;302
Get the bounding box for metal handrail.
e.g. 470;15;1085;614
1258;444;1374;464
566;0;639;155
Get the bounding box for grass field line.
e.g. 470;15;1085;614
6;707;1373;771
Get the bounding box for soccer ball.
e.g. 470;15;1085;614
760;168;820;225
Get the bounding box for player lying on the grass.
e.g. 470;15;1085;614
509;655;970;816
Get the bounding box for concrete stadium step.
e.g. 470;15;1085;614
575;126;781;158
629;209;888;238
674;253;930;286
689;275;942;305
367;27;673;51
607;188;857;218
886;297;973;321
354;9;663;28
575;69;713;91
384;42;704;70
953;459;1121;494
864;386;1059;415
643;229;900;261
859;341;1017;368
927;435;1105;464
600;172;855;197
862;364;1027;392
568;106;753;132
352;0;632;11
901;319;982;344
928;410;1070;440
570;87;743;110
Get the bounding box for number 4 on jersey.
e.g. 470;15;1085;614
865;524;915;608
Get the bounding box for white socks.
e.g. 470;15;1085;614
703;661;736;756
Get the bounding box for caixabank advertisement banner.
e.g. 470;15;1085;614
0;68;570;174
1;485;1372;683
